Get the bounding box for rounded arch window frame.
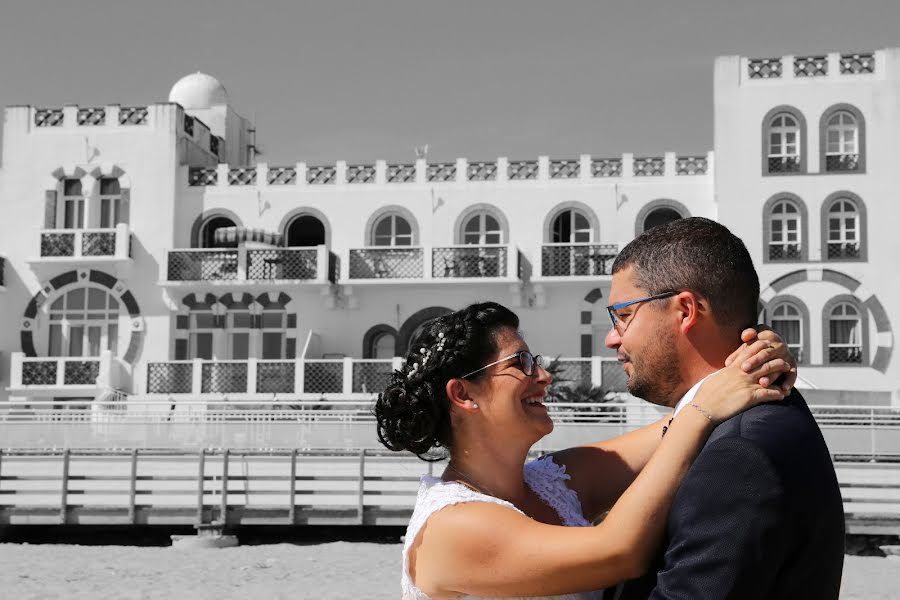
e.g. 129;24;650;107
819;103;866;174
190;209;243;248
760;294;810;365
542;201;600;244
453;203;509;245
821;191;867;262
362;324;399;359
278;207;332;247
821;294;869;366
43;283;124;358
761;105;808;176
634;199;690;237
364;205;420;246
762;192;809;263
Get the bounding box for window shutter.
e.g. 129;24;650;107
44;190;57;229
120;189;130;225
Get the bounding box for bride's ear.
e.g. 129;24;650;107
446;378;479;412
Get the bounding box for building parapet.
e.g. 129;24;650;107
185;152;713;188
742;50;882;84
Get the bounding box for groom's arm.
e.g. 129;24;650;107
647;437;787;600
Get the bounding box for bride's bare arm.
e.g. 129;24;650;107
411;357;791;598
555;328;796;519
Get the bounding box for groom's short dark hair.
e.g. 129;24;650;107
612;217;760;332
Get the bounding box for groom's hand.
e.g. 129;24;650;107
725;326;797;393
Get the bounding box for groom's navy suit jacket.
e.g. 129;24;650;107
619;390;844;600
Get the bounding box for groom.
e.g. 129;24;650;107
605;218;844;599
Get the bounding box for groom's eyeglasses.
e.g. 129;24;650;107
461;351;544;379
607;290;679;336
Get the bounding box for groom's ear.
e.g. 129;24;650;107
675;291;707;334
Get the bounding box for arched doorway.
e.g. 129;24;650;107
642;208;682;232
200;216;237;248
286;215;326;247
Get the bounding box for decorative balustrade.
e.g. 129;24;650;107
386;163;416;183
427;162;457;182
591;158;622;178
77;107;106;126
10;353;122;390
432;246;507;278
467;162;497;181
825;154;859;172
142;356;626;396
118;106;148;125
508;160;538;180
349;247;423;279
165;246;332;283
228;166;257;185
633;157;665;176
748;57;783;79
768;244;802;261
307;165;336;184
201;362;248;394
267;167;297;185
794;55;828;77
188;167;218;186
549;159;580;179
38;226;130;260
247;248;318;280
541;244;618;277
840;53;875;74
827;242;861;260
34;108;64;127
675;156;708;175
346;164;376;183
768;156;801;173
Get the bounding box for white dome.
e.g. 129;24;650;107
168;72;228;109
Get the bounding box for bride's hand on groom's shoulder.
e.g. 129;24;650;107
694;354;792;425
725;326;798;393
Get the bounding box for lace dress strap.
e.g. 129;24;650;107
524;455;590;527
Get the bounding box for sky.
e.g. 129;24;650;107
1;0;898;164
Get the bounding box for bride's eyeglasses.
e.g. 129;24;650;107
461;351;544;379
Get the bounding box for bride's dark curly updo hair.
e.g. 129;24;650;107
374;301;519;461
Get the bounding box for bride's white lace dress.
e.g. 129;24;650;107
401;456;606;600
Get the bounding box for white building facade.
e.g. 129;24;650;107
0;50;897;408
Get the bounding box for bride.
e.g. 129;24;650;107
375;302;795;599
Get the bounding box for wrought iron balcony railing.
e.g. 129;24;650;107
827;242;861;260
768;156;802;173
346;245;518;281
38;224;131;260
768;243;802;261
348;247;424;279
825;154;860;172
164;246;333;284
540;244;618;277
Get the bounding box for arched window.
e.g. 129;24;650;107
767;113;801;173
768;199;802;260
827;302;863;364
199;216;237;248
824;112;858;171
826;198;860;259
286;215;326;247
463;213;503;245
551;209;592;243
642;207;682;232
99;178;124;228
372;332;396;358
820;105;865;173
48;288;120;357
373;214;413;246
771;303;804;364
61;178;85;229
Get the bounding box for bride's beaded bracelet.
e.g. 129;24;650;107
689;401;714;422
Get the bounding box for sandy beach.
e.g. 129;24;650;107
0;541;897;599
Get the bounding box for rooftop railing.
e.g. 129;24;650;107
745;51;878;82
186;153;713;189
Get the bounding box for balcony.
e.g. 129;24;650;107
538;244;619;278
35;224;131;262
8;351;130;397
768;243;802;261
145;358;397;398
346;244;519;282
825;154;860;173
163;245;336;286
767;156;801;174
827;242;861;260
